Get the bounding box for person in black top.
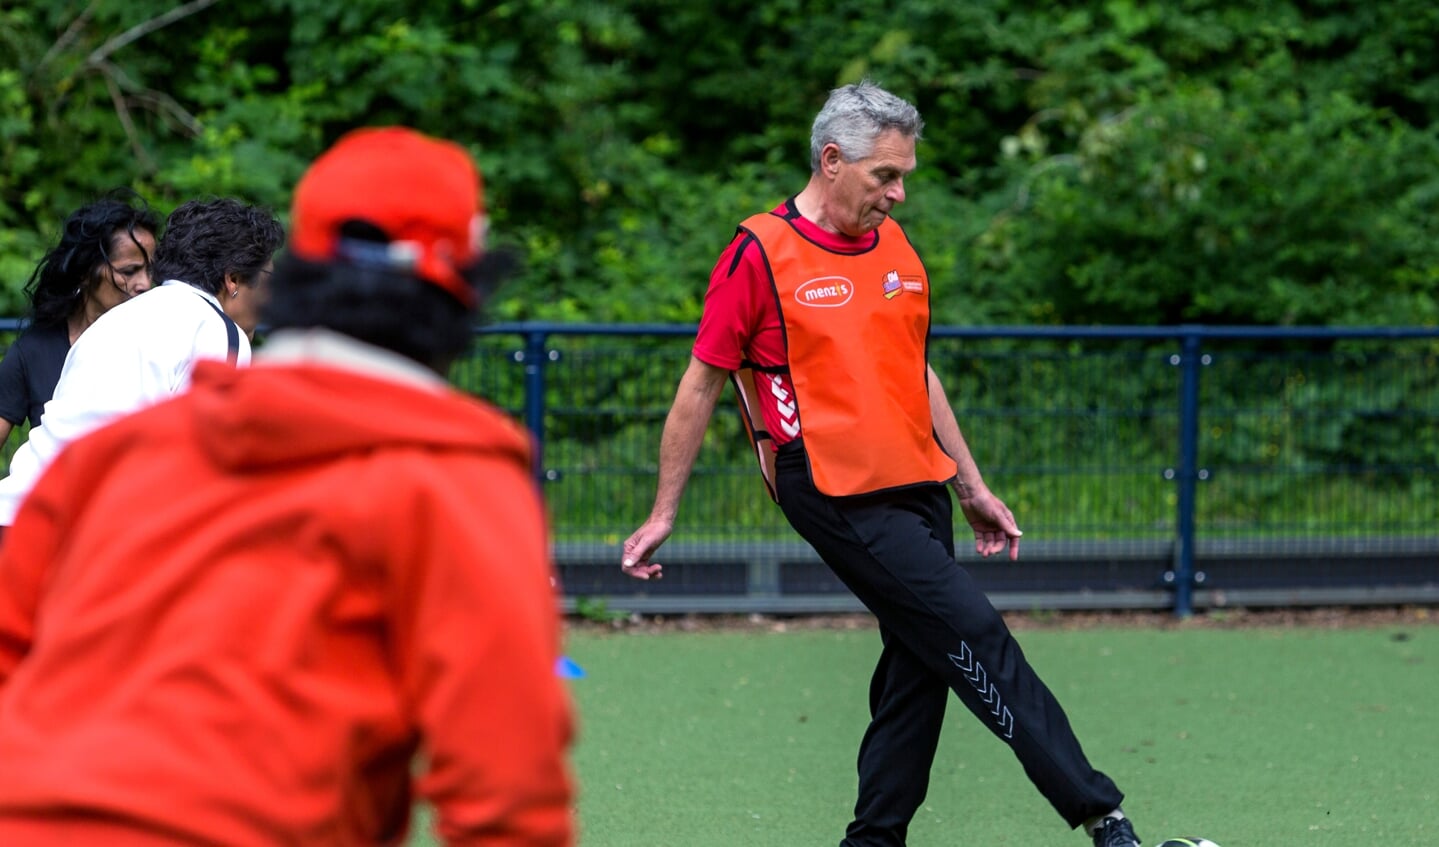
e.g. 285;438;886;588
0;191;159;444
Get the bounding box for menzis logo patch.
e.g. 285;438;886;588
795;276;854;308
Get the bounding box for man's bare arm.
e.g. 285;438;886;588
620;356;730;579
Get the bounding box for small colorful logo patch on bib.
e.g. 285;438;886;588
882;269;903;300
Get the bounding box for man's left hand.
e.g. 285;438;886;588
956;489;1022;561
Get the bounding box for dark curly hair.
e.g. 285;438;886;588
262;221;516;373
24;190;160;329
150;198;285;295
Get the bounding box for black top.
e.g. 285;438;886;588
0;322;71;428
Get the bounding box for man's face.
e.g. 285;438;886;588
828;129;916;237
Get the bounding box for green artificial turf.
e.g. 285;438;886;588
410;617;1437;846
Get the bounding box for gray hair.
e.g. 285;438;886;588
809;80;924;172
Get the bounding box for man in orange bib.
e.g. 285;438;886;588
622;81;1141;847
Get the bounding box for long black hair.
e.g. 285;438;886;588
24;190;160;329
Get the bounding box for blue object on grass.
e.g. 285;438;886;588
556;656;586;679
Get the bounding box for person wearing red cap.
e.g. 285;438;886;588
0;127;573;847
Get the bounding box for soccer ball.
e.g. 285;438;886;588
1157;839;1221;847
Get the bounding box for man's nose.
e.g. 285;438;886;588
888;178;906;204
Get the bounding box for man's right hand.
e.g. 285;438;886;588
620;517;672;580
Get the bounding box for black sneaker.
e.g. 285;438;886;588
1091;817;1140;847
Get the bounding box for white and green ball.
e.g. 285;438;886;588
1157;839;1221;847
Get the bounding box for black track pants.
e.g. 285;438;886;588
773;442;1123;846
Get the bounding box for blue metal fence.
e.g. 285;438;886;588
456;323;1439;615
5;320;1437;614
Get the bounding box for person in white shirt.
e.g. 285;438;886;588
0;198;284;526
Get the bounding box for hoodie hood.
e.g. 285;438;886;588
188;356;530;473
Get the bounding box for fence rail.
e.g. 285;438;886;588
5;320;1437;615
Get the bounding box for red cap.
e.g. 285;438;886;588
289;127;485;307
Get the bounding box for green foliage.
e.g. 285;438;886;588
1;0;1435;328
979;80;1439;326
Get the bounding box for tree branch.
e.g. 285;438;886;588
101;65;156;172
128;89;205;137
37;0;101;73
74;2;221;168
105;62;204;137
85;0;224;68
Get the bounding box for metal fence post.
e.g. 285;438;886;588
1171;329;1204;616
519;328;549;482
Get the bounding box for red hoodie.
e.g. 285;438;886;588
0;341;574;847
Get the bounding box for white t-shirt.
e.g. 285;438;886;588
0;280;250;524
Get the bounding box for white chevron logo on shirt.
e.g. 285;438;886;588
769;374;800;437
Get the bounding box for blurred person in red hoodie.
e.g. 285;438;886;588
0;127;574;847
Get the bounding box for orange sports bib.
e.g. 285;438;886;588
736;211;957;497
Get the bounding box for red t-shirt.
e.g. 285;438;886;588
693;199;879;447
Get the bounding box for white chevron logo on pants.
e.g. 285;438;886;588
948;643;1015;739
